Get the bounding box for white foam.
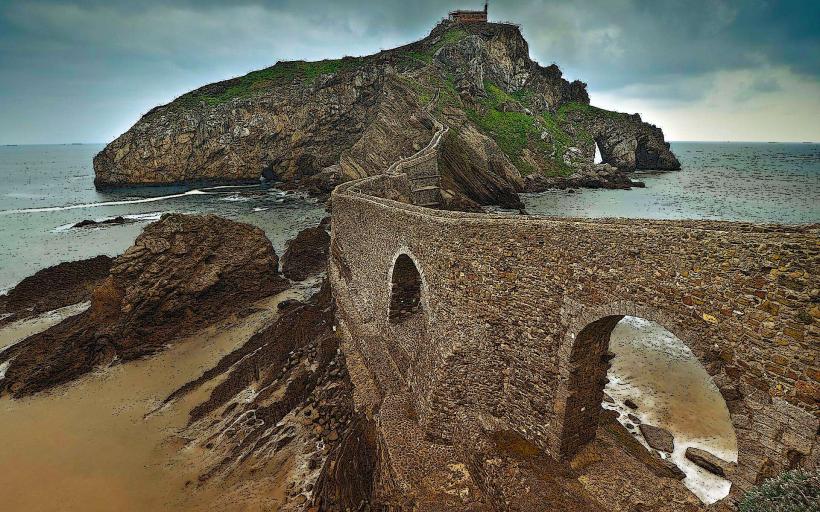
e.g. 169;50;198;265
219;194;251;202
0;360;9;381
606;316;737;504
201;184;258;191
52;211;166;232
1;189;209;215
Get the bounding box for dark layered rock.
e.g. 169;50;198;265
160;280;363;510
685;447;735;477
281;224;331;281
524;163;644;192
0;255;112;325
311;416;378;510
0;214;288;397
72;216;133;228
438;125;524;210
639;424;675;453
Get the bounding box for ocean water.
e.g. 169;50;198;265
0;144;327;290
1;142;818;290
524;142;820;223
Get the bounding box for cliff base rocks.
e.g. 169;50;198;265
281;223;331;281
0;214;287;397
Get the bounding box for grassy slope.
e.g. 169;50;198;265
171;57;366;109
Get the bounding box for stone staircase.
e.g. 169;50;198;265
386;89;447;209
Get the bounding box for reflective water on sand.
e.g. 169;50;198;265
604;316;738;504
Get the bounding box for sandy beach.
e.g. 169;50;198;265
0;285;313;511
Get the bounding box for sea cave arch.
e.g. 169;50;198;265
552;308;739;503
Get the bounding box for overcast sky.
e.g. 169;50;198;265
1;0;818;144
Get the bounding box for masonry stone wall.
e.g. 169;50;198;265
330;174;818;498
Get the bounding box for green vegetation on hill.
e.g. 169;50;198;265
558;101;623;121
399;27;468;69
174;25;471;109
465;82;573;176
434;27;469;51
173;57;365;108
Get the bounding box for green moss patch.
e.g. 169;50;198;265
558;101;623;121
173;57;365;108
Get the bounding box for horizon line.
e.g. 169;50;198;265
2;140;819;146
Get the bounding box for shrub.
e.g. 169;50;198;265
738;469;819;512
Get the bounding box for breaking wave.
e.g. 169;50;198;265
0;190;210;215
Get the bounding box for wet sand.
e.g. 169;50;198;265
0;284;314;511
604;316;738;504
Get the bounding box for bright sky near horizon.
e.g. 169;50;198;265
1;0;818;144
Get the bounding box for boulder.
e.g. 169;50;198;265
639;424;674;453
0;214;288;397
685;447;734;477
281;225;331;281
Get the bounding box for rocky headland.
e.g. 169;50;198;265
93;20;679;208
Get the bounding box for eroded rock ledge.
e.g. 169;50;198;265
0;255;112;326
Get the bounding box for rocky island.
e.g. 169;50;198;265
93;20;679;209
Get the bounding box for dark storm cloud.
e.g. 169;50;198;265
0;0;818;143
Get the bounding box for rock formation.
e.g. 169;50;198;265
639;424;675;453
281;223;331;281
685;447;736;477
0;255;112;325
0;214;288;397
94;20;679;206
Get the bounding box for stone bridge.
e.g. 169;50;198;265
328;117;818;503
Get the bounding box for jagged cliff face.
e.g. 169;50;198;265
94;20;679;204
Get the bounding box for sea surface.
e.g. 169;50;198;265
0;144;326;290
524;142;820;223
1;142;818;290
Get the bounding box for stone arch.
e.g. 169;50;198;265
551;301;735;460
387;250;427;324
